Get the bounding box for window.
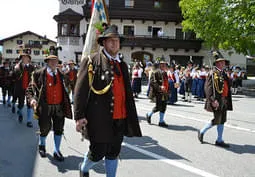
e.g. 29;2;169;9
123;25;134;36
42;41;48;45
17;40;23;45
70;24;79;36
154;0;161;8
28;40;34;45
59;23;79;36
34;50;40;55
61;24;68;35
125;0;134;8
175;28;184;40
6;49;12;54
185;31;196;40
34;41;41;45
152;27;161;37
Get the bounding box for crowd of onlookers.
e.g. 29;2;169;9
129;59;247;104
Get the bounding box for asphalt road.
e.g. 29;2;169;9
0;89;254;177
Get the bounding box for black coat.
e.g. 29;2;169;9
74;51;142;143
26;67;72;119
13;62;34;96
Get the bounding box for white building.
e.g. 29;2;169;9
0;31;57;65
54;0;251;73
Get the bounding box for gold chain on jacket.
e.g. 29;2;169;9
88;57;112;95
213;72;224;94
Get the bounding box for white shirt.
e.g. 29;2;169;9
103;49;121;63
47;67;57;76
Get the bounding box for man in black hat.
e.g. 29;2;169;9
12;49;35;127
145;58;169;127
198;51;233;148
184;59;193;102
74;24;142;177
26;52;72;161
0;60;12;106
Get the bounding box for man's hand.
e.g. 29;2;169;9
160;85;166;92
76;118;88;132
211;100;219;110
30;99;38;110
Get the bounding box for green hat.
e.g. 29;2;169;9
97;25;124;46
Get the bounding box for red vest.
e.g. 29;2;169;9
163;73;169;93
111;62;127;119
222;80;229;97
46;72;63;104
22;70;29;90
69;70;76;81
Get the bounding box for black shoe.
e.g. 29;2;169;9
18;115;23;123
7;103;11;107
198;131;204;143
38;145;46;158
26;122;33;128
79;163;89;177
53;151;64;161
215;141;230;148
146;113;151;124
12;106;15;113
158;122;168;127
3;100;6;105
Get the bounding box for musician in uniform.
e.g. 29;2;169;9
26;48;72;161
74;25;142;177
146;58;169;127
198;51;233;148
12;48;34;127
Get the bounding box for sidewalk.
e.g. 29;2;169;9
242;77;255;96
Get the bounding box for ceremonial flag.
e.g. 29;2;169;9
81;0;109;61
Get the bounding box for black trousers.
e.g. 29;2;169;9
2;85;12;97
152;94;167;113
39;104;65;137
13;89;31;109
87;119;125;162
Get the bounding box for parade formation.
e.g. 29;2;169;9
0;24;249;177
0;1;252;177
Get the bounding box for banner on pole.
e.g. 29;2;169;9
81;0;109;61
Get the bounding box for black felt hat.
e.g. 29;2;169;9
97;25;124;46
19;48;31;60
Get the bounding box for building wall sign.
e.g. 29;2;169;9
61;0;85;5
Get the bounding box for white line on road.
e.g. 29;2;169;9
123;142;219;177
169;113;255;133
139;106;255;133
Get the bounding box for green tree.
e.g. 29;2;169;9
179;0;255;55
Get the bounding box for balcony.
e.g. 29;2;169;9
83;6;182;23
121;35;203;52
25;43;42;49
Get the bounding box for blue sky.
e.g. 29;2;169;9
0;0;59;42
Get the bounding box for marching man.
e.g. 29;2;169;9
26;48;72;161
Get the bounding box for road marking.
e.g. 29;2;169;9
139;105;255;133
123;142;219;177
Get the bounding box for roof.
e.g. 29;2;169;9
0;31;57;45
54;8;83;22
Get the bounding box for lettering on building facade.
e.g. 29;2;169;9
61;0;85;5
